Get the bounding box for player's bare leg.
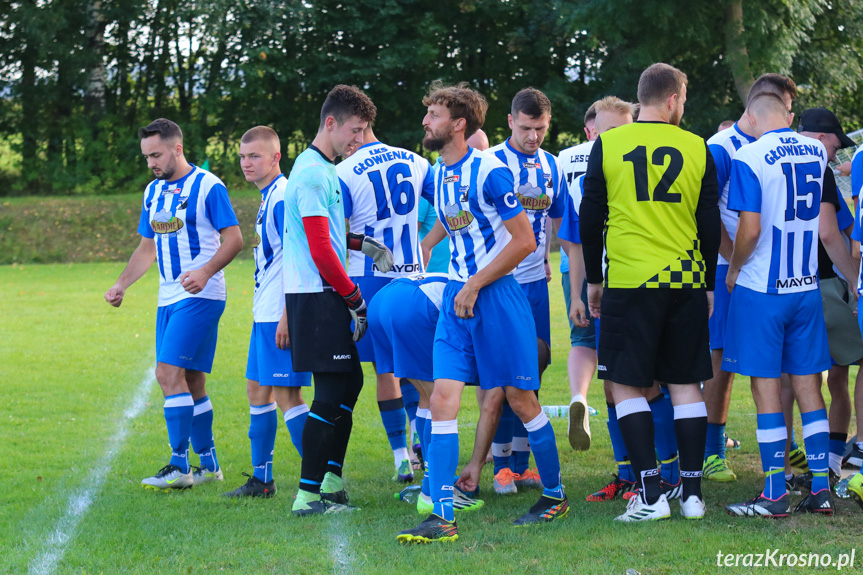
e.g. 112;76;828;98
567;345;595;450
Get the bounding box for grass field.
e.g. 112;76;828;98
2;254;862;574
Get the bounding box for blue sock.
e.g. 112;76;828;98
492;402;516;473
607;403;634;482
513;423;531;475
524;413;564;499
420;409;432;497
829;432;847;475
283;404;309;457
164;393;194;473
191;396;219;471
801;409;830;492
757;412;787;499
402;383;420;437
249;403;277;483
705;422;726;459
430;420;458;521
649;393;679;484
379;398;408;451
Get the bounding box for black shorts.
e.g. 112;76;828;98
597;288;712;387
285;291;359;373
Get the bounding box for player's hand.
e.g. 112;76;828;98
570;297;590;328
706;291;714;319
342;284;367;342
360;235;395;273
545;260;552;283
179;268;212;294
455;461;482;495
587;283;603;319
104;285;125;307
454;280;479;319
726;267;740;294
276;313;291;350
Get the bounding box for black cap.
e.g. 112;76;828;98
797;108;855;148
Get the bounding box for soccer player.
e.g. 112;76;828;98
703;74;798;483
282;85;381;516
105;118;242;490
723;93;834;518
368;272;484;515
486;88;566;495
797;109;861;487
337;124;435;483
557;103;599;448
397;82;567;544
848;140;863;508
221;126;312;498
580;63;720;522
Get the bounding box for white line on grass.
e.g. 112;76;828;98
28;366;156;575
327;519;357;574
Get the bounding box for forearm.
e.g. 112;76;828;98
200;225;243;278
421;219;447;252
469;389;504;468
568;242;586;296
729;232;758;272
823;233;859;283
718;222;733;262
115;239;156;289
467;220;534;291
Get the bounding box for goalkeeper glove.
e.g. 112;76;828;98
349;232;394;273
342;284;367;342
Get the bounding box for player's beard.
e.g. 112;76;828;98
422;124;453;152
157;156;177;181
669;105;683;127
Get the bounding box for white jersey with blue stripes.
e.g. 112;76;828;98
338;142;435;277
252;174;287;322
137;164;239;307
557;140;594;272
727;129;827;294
434;147;522;282
489;139;565;283
707;123;757;266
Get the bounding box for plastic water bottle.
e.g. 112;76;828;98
394;484;422;504
542;405;600;418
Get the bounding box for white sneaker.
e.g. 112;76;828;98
614;492;670;522
679;495;706;519
192;466;224;484
568;395;591;451
142;465;194;491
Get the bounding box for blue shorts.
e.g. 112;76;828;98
156;297;226;373
433;276;539;390
519;278;551;348
245;322;312;387
350;276;393;363
368;279;438;382
722;286;830;377
709;264;730;350
561;271;598;349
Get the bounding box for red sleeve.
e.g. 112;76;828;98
302;216;355;297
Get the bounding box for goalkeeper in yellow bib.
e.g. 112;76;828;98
580;63;720;522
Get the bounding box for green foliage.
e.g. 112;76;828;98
0;0;862;195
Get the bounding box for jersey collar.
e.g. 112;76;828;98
443;147;474;171
308;144;335;164
163;164;197;187
260;173;284;197
764;127;795;136
504;138;538;159
732;122;757;143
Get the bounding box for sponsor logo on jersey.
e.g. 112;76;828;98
516;183;552;211
161;187;181;196
443;174;460;184
775;274;817;289
151;209;185;234
444;203;475;233
374;262;422;273
522;161;539;169
333;354;352;360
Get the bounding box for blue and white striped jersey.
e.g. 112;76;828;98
434;147;522;282
137;164;239;307
558;174;584;246
557;140;594;273
338;142;435;277
489;139;565;283
397;272;449;310
707;123;757;266
727;129;827;294
252;174;286;322
851;146;863;199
